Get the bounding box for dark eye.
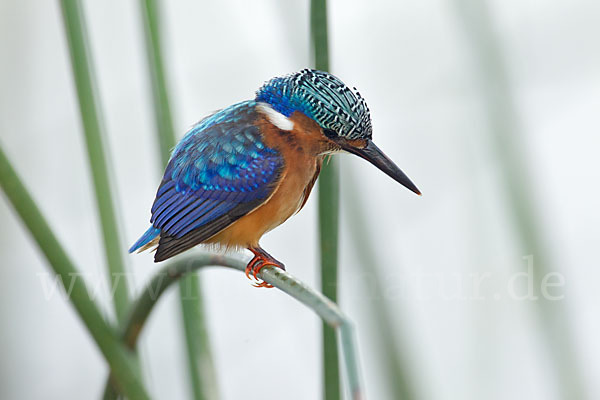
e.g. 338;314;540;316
323;128;337;139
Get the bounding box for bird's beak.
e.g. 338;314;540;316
340;139;421;195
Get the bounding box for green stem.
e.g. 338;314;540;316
138;1;216;399
318;159;341;400
59;0;131;323
0;144;149;400
102;255;363;399
453;2;585;398
311;1;341;399
140;0;177;164
311;0;329;72
344;174;416;400
178;279;218;400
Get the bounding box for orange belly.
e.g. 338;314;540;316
206;160;318;248
206;110;327;249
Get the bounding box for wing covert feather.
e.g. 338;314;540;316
149;101;284;261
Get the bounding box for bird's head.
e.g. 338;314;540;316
256;69;420;195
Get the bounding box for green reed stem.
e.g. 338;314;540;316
59;0;131;324
344;173;416;400
0;144;149;400
453;1;586;398
139;1;216;399
311;1;341;399
140;0;177;164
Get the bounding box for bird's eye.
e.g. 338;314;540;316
323;128;337;139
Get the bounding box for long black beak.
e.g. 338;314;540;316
340;139;421;195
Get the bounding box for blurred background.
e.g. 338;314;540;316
1;0;599;399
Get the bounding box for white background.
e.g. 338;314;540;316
1;1;599;399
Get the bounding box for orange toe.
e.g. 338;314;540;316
252;280;274;288
244;247;285;289
245;256;260;280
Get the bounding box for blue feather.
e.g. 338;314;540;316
129;226;160;253
137;101;284;242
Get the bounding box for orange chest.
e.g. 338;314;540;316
258;111;327;223
206;112;326;248
206;153;321;248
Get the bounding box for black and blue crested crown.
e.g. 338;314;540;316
255;69;372;140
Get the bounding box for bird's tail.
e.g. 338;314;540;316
129;226;161;253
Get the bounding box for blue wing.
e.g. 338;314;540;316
139;100;284;261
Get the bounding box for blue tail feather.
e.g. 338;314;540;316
129;226;161;253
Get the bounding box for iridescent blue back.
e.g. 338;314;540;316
133;100;284;261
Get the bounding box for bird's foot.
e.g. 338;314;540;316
245;247;285;288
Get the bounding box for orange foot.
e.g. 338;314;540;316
245;247;285;288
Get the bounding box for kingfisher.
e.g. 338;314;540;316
130;69;420;287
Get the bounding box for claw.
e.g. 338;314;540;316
244;255;261;280
253;261;278;281
252;280;274;288
244;247;285;289
252;261;262;281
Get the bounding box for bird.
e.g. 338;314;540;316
129;69;420;287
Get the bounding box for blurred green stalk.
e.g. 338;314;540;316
0;144;149;400
453;1;585;398
311;1;341;399
139;1;217;399
140;0;177;164
344;174;416;400
60;0;131;324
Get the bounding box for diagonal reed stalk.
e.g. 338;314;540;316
311;1;341;399
59;0;131;324
138;1;217;399
102;255;364;399
0;144;149;400
453;1;586;398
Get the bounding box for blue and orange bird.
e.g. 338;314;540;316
130;69;420;287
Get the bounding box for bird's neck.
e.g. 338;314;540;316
255;105;334;157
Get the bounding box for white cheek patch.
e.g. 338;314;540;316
256;102;294;131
